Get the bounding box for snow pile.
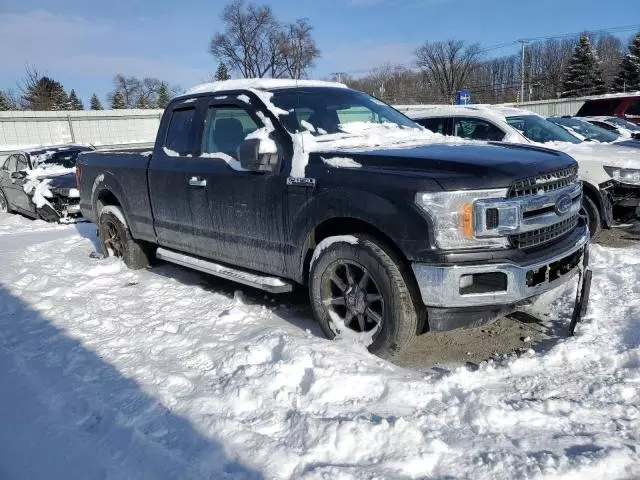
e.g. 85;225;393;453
0;218;639;478
0;212;65;236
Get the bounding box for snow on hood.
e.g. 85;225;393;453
290;122;472;177
541;141;640;169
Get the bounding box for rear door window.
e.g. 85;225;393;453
164;108;196;155
453;117;505;141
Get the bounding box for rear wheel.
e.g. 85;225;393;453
98;207;151;269
0;189;10;213
309;235;420;359
582;195;601;239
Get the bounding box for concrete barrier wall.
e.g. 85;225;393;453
0;109;163;162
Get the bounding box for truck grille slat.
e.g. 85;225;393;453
509;166;578;198
510;214;579;250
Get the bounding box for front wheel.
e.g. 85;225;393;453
582;195;601;239
98;206;151;270
309;235;421;359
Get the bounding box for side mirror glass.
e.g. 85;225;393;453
237;137;278;172
11;171;27;180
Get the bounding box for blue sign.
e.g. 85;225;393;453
456;89;471;105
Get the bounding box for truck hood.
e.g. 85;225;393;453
537;141;640;169
315;142;576;190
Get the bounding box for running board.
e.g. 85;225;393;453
155;247;293;294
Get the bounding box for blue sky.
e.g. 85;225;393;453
1;0;638;106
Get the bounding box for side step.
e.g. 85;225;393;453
155;247;293;294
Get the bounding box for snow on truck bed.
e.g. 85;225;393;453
0;213;639;479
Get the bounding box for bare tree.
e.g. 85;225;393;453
595;33;623;87
107;74;181;109
415;39;483;102
209;0;320;79
280;19;320;79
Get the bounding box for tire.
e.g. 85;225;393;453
309;234;421;359
582;194;601;239
0;189;11;214
98;206;151;270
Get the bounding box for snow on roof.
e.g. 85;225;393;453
407;104;538;121
183;78;348;97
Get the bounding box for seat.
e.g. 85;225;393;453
213;118;245;158
307;109;340;134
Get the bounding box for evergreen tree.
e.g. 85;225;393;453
22;76;69;110
89;93;103;110
612;33;640;93
157;82;171;108
135;95;151;109
215;63;230;81
561;34;606;98
0;91;10;111
67;89;84;110
110;91;126;109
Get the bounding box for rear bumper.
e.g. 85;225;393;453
411;224;589;309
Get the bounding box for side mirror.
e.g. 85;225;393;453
11;171;27;180
237;137;279;172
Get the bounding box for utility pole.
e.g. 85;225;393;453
519;40;528;104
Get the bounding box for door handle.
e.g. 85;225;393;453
188;176;207;187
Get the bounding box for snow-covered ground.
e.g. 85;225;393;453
0;212;639;479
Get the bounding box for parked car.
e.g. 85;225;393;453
408;105;640;235
579;116;640;139
77;79;590;358
574;94;640;125
0;145;92;222
548;116;640;149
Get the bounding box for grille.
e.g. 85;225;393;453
509;166;578;198
510;214;579;250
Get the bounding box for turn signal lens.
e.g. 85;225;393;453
461;203;474;237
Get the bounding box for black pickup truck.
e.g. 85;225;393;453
77;79;591;358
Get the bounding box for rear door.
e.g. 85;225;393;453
147;102;203;253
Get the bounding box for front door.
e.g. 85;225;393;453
0;154;36;215
193;101;287;276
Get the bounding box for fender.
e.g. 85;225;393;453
90;171;131;231
288;187;432;280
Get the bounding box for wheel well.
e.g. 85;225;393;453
95;189;121;217
582;183;603;217
301;217;409;284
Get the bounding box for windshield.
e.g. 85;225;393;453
606;117;640;132
506;115;581;144
269;88;420;136
549;117;619;143
38;150;82;169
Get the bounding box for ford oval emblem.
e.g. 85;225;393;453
555;194;572;215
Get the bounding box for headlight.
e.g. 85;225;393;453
416;189;513;250
604;166;640;186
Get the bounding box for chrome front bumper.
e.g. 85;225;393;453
412;226;589;308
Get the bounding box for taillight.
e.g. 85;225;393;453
75;164;82;188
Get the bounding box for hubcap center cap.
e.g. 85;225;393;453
345;287;366;314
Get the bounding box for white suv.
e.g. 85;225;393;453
407;105;640;236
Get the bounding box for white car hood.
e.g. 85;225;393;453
539;141;640;169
